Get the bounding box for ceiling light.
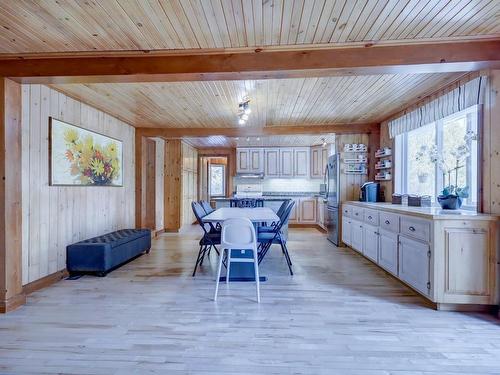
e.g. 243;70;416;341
256;137;260;141
246;137;250;142
321;138;327;147
244;108;251;115
235;137;240;140
238;119;245;125
242;114;249;121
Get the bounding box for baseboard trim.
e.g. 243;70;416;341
289;223;326;232
22;269;69;295
154;229;166;237
0;293;26;314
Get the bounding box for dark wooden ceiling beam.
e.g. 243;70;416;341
1;40;500;84
137;124;380;138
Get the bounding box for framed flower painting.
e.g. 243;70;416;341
49;118;123;186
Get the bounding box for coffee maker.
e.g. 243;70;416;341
359;182;380;202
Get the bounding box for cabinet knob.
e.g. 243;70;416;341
374;231;378;235
385;220;390;225
368;215;372;220
409;226;416;232
355;213;358;216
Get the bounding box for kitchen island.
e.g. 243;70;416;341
342;201;498;311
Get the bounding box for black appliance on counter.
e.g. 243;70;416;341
359;182;380;202
324;154;340;245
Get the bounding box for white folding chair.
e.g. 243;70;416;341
214;217;260;303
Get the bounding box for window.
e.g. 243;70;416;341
209;164;225;197
395;105;479;209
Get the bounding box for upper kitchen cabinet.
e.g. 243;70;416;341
311;144;334;179
294;148;310;178
236;148;264;173
279;148;294;177
264;148;280;177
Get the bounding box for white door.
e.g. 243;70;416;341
280;148;294;177
378;229;398;275
363;224;378;262
399;235;431;295
264;148;280;177
249;149;263;173
341;216;351;246
237;149;250;173
350;220;363;253
294;148;310;177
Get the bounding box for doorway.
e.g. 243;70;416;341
199;156;229;205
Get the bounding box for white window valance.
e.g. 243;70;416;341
388;76;487;138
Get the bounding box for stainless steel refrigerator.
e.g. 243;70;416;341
324;154;341;245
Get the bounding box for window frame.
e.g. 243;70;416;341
395;105;480;210
209;163;226;198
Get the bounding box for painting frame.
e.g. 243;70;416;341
49;117;124;187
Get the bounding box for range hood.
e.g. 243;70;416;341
236;172;264;179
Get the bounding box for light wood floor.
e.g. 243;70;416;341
1;227;500;374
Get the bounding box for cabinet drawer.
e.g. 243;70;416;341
379;212;399;233
342;205;352;217
400;216;431;242
364;208;379;226
352;206;364;220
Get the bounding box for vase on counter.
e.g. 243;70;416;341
437;194;462;210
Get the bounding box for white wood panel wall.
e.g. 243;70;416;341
21;85;135;285
181;142;198;229
154;138;165;232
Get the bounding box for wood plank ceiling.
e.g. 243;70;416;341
184;133;337;148
0;0;498;54
49;72;462;128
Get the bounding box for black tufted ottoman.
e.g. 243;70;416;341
66;229;151;276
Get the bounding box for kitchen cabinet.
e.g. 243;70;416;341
264;149;280;177
289;198;299;223
310;144;333;179
350;219;364;253
279;148;294;177
362;223;379;262
378;229;398;275
237;148;263;173
317;198;326;230
341;202;498;310
398;235;431;296
341;216;351;246
299;198;316;223
294;148;310;178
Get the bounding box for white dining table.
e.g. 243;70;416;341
202;207;279;283
203;207;279;224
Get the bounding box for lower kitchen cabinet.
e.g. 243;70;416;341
378;229;398;276
398;235;431;296
341;202;498;310
299;198;316;223
362;224;379;262
341;216;351;246
317;198;326;230
350;219;364;253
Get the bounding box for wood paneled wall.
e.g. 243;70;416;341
154;138;165;232
336;134;369;202
482;69;500;215
163;139;182;231
181;142;198;229
21;85;135;285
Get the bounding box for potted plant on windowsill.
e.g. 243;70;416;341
416;131;476;210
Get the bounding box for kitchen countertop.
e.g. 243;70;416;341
345;201;498;221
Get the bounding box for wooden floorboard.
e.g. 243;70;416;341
0;227;499;374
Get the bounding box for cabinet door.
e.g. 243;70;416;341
294;148;310;177
398;235;431;296
237;149;250;173
341;216;351;246
299;198;316;223
351;220;364;253
289;198;300;223
321;147;329;177
249;149;263;173
310;147;321;178
264;149;280;177
443;227;492;302
317;199;325;227
378;229;398;275
363;224;378;262
280;148;294;177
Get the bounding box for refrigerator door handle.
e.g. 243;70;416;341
324;164;330;199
